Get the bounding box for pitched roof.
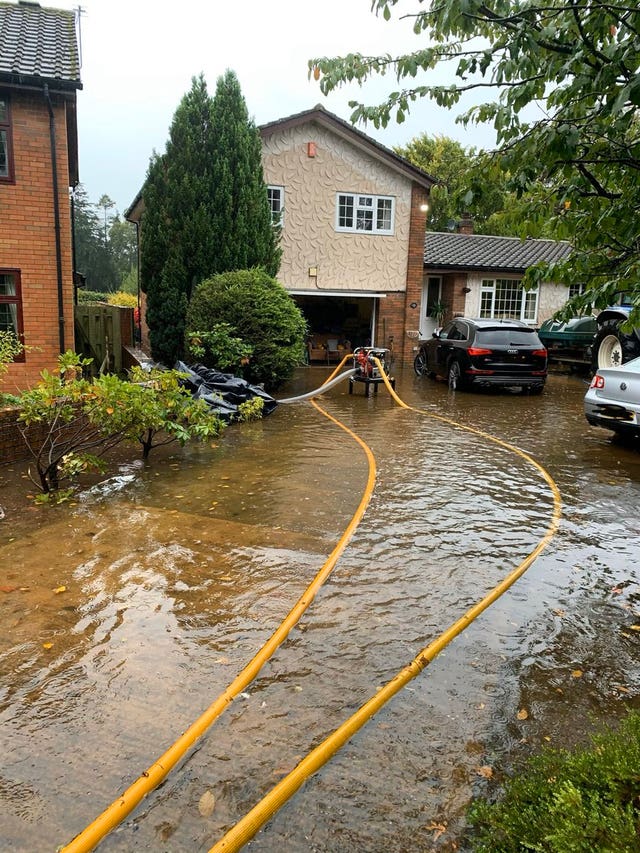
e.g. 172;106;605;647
424;231;571;273
260;104;436;190
0;1;81;91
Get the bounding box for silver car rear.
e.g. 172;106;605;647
584;356;640;435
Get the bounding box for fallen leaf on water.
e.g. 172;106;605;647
425;821;447;842
615;685;630;693
42;642;53;650
53;585;66;594
544;736;552;742
475;702;486;710
476;765;493;779
630;625;640;632
198;790;216;817
552;608;565;617
517;709;529;720
571;669;583;679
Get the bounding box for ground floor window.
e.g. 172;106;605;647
0;269;25;359
480;278;538;322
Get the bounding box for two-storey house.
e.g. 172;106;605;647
260;105;435;366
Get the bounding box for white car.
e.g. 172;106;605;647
584;355;640;437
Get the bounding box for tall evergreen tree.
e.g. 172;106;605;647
140;71;280;366
209;70;280;277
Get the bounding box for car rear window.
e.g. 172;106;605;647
476;329;541;346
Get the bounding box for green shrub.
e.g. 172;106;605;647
106;291;137;308
17;352;224;494
77;289;109;304
468;711;640;852
186;323;253;373
185;269;306;390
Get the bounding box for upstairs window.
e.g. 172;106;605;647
0;270;25;360
267;185;284;227
0;96;13;182
336;193;395;235
480;278;539;323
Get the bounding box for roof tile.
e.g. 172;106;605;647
0;1;81;87
424;231;571;272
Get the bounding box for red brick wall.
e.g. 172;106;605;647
0;90;75;392
401;184;429;365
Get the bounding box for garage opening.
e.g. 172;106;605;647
291;292;380;361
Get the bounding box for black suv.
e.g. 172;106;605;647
414;318;548;392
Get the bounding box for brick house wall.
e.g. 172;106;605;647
1;90;75;392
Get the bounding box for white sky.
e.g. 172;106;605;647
59;0;497;216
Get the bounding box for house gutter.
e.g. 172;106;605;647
44;84;66;353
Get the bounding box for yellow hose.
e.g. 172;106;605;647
208;359;562;852
60;363;375;853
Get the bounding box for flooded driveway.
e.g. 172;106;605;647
1;366;639;852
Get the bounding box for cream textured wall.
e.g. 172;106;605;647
262;123;412;293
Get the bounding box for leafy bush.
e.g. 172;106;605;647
186;323;253;372
17;352;224;494
0;330;23;379
185;269;306;389
468;711;640;852
106;291;138;308
77;289;109;304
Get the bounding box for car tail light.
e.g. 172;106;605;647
532;348;547;357
590;374;605;389
467;347;492;356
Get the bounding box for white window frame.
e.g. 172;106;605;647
479;277;539;323
335;192;395;235
267;185;284;227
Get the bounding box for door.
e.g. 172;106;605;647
420;276;442;340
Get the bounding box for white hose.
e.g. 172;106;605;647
277;369;357;403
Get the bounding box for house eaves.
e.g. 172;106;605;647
260;104;436;190
0;1;82;92
424;231;572;274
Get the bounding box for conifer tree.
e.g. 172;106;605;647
140;71;280;366
209;70;280;277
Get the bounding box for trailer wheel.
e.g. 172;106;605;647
592;319;640;371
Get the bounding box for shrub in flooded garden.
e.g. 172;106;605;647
17;352;224;498
185;268;307;390
0;331;25;405
186;322;253;373
467;711;640;852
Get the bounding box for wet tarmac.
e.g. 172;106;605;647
1;365;639;852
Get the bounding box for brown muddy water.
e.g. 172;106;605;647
1;366;639;852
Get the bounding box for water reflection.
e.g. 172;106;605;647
0;367;638;851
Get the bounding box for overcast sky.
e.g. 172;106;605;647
61;0;497;216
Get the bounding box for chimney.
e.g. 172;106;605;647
458;212;474;234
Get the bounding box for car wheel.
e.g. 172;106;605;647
447;359;464;390
413;349;428;376
592;319;640;370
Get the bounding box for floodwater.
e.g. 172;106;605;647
1;366;639;852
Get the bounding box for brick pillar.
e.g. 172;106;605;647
401;184;429;366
